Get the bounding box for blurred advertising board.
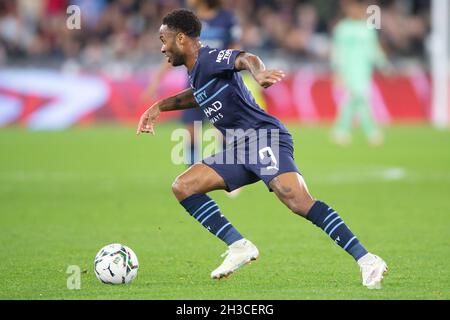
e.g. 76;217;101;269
0;68;431;129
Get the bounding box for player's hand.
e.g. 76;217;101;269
136;103;161;135
254;70;285;88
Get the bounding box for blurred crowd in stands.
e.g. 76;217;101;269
0;0;431;70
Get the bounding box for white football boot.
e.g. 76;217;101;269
358;253;388;289
211;239;259;279
226;188;242;198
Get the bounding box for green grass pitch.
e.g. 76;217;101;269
0;124;449;300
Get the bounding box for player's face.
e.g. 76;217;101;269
159;25;186;67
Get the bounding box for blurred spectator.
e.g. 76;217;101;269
0;0;431;69
283;3;329;60
380;0;429;59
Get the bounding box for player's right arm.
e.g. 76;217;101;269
136;88;198;135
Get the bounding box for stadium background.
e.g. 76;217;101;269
0;0;437;127
1;0;449;300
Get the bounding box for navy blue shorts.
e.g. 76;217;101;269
181;108;205;124
202;136;300;192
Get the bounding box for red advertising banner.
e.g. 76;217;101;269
0;68;432;130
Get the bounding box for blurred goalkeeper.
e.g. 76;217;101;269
331;0;390;145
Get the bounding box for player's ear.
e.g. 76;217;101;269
176;33;185;44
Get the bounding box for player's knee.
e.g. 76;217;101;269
171;177;194;201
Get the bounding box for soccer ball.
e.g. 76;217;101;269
94;244;139;284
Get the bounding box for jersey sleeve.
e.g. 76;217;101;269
203;49;243;77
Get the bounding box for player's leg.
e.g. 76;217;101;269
269;172;388;289
353;91;384;145
172;163;244;246
270;172;368;257
268;172;315;216
333;96;355;145
175;152;262;279
332;78;355;145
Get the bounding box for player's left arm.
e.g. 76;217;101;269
234;52;285;88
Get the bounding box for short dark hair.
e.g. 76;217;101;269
162;9;202;38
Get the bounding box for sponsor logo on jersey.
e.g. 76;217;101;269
216;49;233;64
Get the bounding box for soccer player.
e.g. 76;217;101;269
137;9;388;289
